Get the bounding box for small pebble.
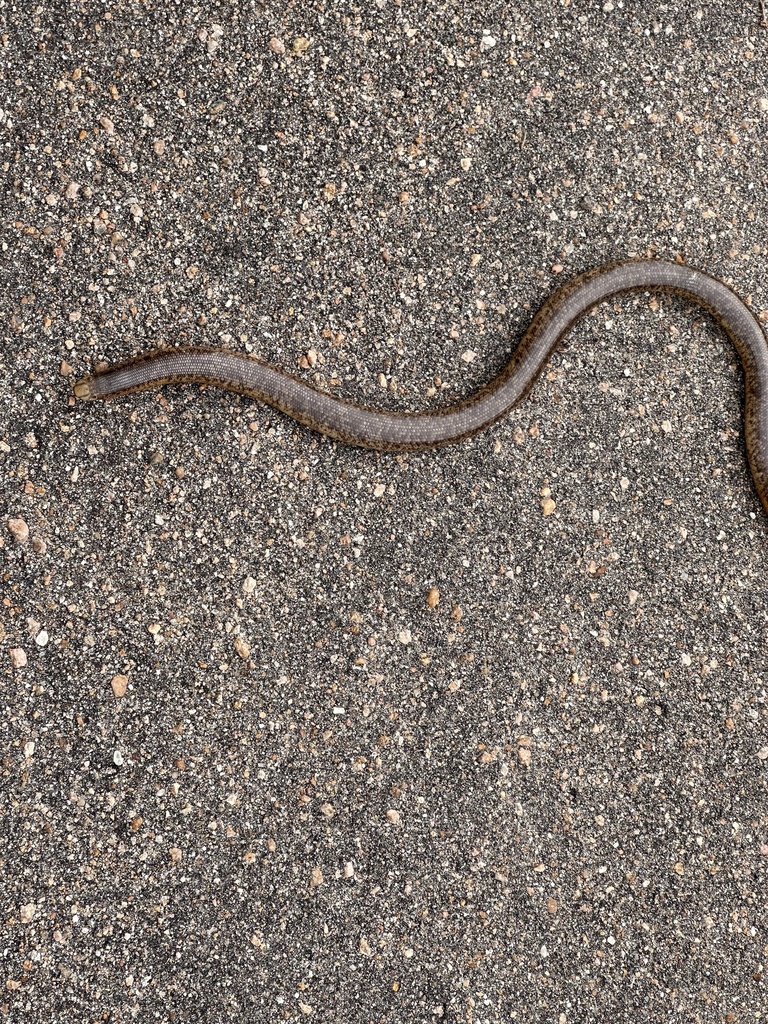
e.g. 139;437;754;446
309;866;323;890
234;637;251;659
19;903;37;924
111;674;128;698
10;648;27;668
8;517;29;543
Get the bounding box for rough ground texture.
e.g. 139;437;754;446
2;1;767;1021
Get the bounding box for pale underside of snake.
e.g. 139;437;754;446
74;259;768;515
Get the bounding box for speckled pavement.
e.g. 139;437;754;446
2;2;767;1021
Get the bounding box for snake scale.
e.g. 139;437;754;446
74;259;768;514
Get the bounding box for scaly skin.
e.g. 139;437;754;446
74;259;768;514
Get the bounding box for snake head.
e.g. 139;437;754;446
73;377;96;400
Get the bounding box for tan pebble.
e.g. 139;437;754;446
373;483;386;497
546;897;558;914
153;139;165;155
298;1002;314;1016
111;674;128;698
673;861;684;875
243;575;257;595
99;115;115;133
243;851;257;864
426;587;440;609
386;808;401;825
541;497;556;516
8;517;29;543
628;590;639;605
60;360;73;376
234;637;251;660
169;846;183;864
10;648;27;668
460;157;472;170
323;182;336;199
757;746;768;760
19;903;36;924
305;348;318;367
398;629;412;644
359;936;372;956
309;866;323;890
45;193;58;206
320;802;335;817
267;837;277;852
551;263;564;274
24;741;35;758
185;265;199;279
470;253;481;267
517;747;531;766
268;37;285;53
399;190;410;204
451;604;463;622
293;36;310;52
461;349;477;363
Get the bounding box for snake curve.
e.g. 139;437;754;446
74;259;768;514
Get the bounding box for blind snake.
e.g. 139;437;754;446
74;259;768;515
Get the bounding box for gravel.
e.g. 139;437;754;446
2;1;767;1021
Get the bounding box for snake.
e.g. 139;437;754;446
73;259;768;514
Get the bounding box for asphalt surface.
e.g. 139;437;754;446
2;1;768;1021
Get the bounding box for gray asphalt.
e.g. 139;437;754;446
2;1;767;1021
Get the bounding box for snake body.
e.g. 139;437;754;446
74;259;768;513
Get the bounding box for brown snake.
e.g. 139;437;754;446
74;259;768;514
